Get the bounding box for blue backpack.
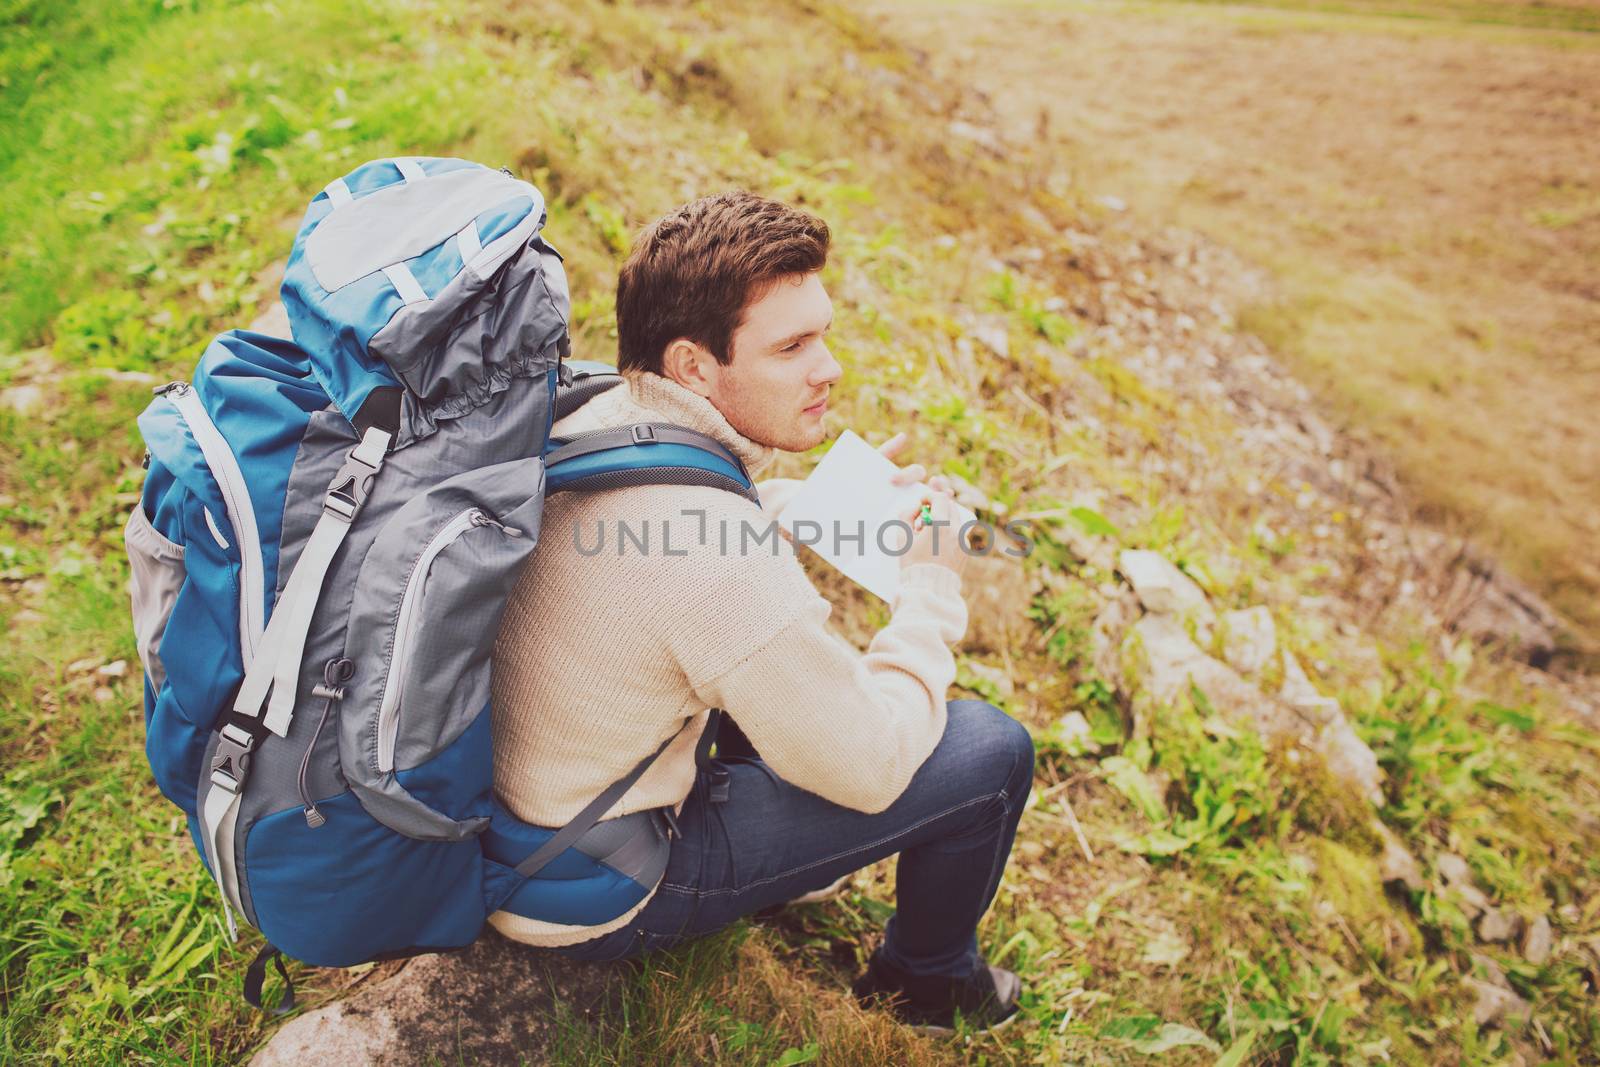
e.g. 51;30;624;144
124;157;754;1008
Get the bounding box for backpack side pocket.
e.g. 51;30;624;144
124;504;186;693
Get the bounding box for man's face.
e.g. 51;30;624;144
699;272;842;452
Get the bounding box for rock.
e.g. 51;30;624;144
1374;824;1424;893
93;368;159;384
1315;719;1385;807
248;931;619;1067
249;301;292;339
1435;852;1472;885
1089;589;1140;690
1218;606;1276;676
1436;853;1491;918
1467;977;1529;1028
1477;908;1520;944
1522;914;1553;965
947;119;1006;157
963;659;1015;701
1279;652;1342;726
955;547;1033;655
1046;710;1096;755
96;660;128;678
969;318;1010;361
2;384;45;416
1117;550;1214;629
1124;614;1384;803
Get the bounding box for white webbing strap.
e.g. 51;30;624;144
393;157;425;183
232;427;391;737
324;178;353;206
201;782;243;939
455;219;481;264
381;262;429;306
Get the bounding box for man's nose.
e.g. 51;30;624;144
812;344;843;385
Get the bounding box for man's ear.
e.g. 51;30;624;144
660;337;719;399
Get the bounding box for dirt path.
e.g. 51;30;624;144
865;0;1600;640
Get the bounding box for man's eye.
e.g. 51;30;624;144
783;340;805;353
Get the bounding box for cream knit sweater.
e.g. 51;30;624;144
488;371;968;946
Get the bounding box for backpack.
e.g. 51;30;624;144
123;157;754;1007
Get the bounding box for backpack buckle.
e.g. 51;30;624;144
657;805;681;841
631;424;657;445
323;435;387;522
210;723;256;794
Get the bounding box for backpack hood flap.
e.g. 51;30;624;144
280;158;568;440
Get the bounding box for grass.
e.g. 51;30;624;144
908;0;1600;648
2;0;1598;1063
1167;0;1600;34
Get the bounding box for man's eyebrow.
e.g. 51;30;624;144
771;316;833;350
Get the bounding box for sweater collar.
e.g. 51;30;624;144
605;371;777;479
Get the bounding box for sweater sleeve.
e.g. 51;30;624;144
687;563;969;814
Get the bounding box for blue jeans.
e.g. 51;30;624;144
552;700;1035;980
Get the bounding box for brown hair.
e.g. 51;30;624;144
615;191;831;375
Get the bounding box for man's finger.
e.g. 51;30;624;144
877;432;908;460
890;463;926;487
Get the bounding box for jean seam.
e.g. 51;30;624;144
659;791;1001;899
970;736;1033;911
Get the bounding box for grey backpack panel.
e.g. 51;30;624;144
340;457;547;840
304;168;536;293
375;238;569;417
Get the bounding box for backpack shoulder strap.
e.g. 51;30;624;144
544;422;759;504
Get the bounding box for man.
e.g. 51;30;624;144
490;191;1034;1033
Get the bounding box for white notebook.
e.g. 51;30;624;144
779;430;974;603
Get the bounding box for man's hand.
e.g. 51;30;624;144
881;433;965;577
879;431;954;501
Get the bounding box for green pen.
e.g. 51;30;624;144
917;499;934;528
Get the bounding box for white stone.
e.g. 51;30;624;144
963;660;1015;700
1125;615;1383;804
1048;711;1096;755
1467;977;1529;1028
1118;549;1214;624
1219;606;1276;676
1279;652;1342;726
1522;914;1553;965
1477;908;1519;944
1437;853;1491;918
249;301;292;339
1375;824;1425;892
2;384;45;416
970;319;1010;360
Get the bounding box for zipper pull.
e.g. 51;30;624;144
472;511;523;538
154;381;190;398
300;658;354;828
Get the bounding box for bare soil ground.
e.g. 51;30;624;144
867;0;1600;644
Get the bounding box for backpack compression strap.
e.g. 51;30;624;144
203;421;393;938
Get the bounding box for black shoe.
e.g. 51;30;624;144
851;949;1022;1034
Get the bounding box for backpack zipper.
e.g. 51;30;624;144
374;509;521;772
161;382;266;661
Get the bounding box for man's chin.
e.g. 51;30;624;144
767;422;829;453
